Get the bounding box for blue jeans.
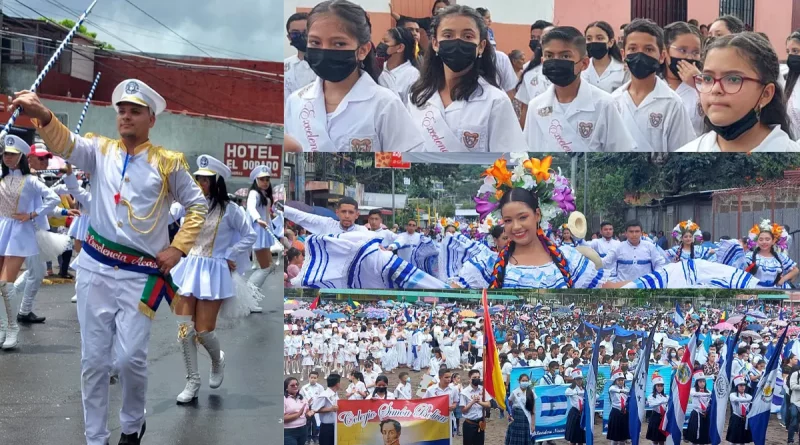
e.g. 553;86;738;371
789;404;800;442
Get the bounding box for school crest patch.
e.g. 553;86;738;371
649;112;664;128
462;132;480;149
578;122;594;139
531;76;539;87
350;138;373;152
538;106;552;117
696;101;705;118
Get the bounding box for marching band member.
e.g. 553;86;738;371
564;369;585;445
246;165;278;295
727;375;754;444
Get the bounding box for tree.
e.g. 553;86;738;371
39;17;115;50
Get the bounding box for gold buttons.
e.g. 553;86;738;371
113;266;119;271
117;221;123;228
124;177;130;183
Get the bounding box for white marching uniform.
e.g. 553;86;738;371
581;57;628;93
524;80;635;152
675;82;705;136
602;240;667;282
33;80;208;445
406;76;526;152
246;189;274;250
677;125;800;152
384;60;420;105
65;175;92;241
285;73;424;152
284;54;317;103
0;171;60;258
611;77;696;152
515;64;551;106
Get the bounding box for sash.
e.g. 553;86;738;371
409;103;463;152
83;226;179;319
620;96;656;152
533;109;589;153
296;91;337;152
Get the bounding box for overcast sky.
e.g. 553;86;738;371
11;0;283;61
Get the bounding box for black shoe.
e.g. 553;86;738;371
17;312;45;323
58;272;74;280
118;422;145;444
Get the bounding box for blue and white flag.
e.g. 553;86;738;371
568;303;575;310
404;307;413;323
582;326;604;445
710;322;742;445
629;324;657;445
672;302;685;327
597;304;604;315
533;303;542;312
747;327;788;445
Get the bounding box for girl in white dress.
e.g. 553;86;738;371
663;22;705;136
358;337;369;367
290;330;303;375
301;342;315;381
742;220;799;288
62;167;91;303
346;371;368;400
582;21;627;93
0;135;60;350
664;220;716;262
284;327;292;375
322;339;334;376
678;33;800;152
346;340;359;376
246;165;277;292
382;331;398;373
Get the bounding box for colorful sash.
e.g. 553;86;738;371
296;88;337;152
533;106;589;153
408;102;463;152
83;226;178;319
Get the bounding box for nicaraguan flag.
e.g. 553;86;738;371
710;322;742;445
661;324;701;445
747;327;788;445
582;326;604;445
629;324;657;445
540;394;569;417
533;302;542;312
672;302;685;327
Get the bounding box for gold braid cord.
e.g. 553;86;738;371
32;112;75;158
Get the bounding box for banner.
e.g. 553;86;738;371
335;396;451;445
534;385;570;441
510;365;609;412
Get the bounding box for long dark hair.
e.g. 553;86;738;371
308;0;380;82
518;374;535;412
515;20;553;92
703;33;792;138
284;377;301;398
410;4;499;108
490;188;572;289
1;153;30;178
679;229;697;259
745;233;784;285
387;27;419;69
199;174;230;214
713;15;745;34
585;21;623;62
785;31;800;101
249;178;274;207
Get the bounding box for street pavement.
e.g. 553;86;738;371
0;269;283;444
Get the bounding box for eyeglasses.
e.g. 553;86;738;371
670;46;701;59
693;74;764;94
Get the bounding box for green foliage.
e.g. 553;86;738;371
51;18;114;50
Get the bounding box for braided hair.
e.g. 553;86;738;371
679;229;696;260
745;235;784;285
489;188;573;289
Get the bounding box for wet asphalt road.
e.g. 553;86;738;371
0;270;283;445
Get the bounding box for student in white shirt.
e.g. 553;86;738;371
516;20;553;129
284;196;366;236
582;21;628;93
523;26;635;152
784;30;800;141
284;1;424;152
284;13;317;103
602;220;666;282
394;371;413;400
406;4;525;152
377;27;420;105
612;19;695;152
678;32;800;152
663;22;705;136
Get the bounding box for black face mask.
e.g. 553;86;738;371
625;52;661;79
471;378;482;387
375;386;386;393
706;86;767;141
376;42;391;59
668;57;699;78
305;48;359;83
542;59;578;87
788;54;800;73
529;39;541;52
437;39;478;73
289;32;308;52
587;42;609;59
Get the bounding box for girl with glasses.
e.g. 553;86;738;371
663;22;705;135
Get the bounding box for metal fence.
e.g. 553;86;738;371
630;0;687;26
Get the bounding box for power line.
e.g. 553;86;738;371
120;0;212;58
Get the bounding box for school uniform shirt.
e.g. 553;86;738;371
602;240;667;282
690;389;711;414
524;80;635;152
609;385;630;410
538;372;565;386
647;393;669;413
675;82;705;136
310;387;339;424
460;385;486;420
384;60;421;105
494;50;519;93
285;72;425;152
581;57;628;93
284;54;317;103
406;76;526;152
676;125;800;152
395;381;413;400
284;206;367;235
301;382;325;404
425;384;459;417
565;386;585;410
611;77;696;152
729;392;752;418
515;64;551;106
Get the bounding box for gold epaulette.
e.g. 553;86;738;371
148;146;189;177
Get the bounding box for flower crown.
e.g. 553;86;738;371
748;219;788;250
478;215;497;234
439;217;459;230
672;220;702;242
474;153;576;230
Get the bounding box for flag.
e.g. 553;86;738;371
347;297;360;309
481;289;506;411
404;307;413;323
672;302;685;327
597;304;604;315
780;307;785;320
582;325;603;445
309;295;320;310
748;327;788;445
661;324;701;445
568;303;575;310
629;324;657;445
710;321;743;445
533;302;542;312
720;310;728;322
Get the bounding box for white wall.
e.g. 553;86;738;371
456;0;554;26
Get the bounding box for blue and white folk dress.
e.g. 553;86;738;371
664;245;716;262
0;170;60;257
744;253;798;288
170;200;256;300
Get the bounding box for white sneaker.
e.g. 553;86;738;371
2;325;19;349
71;295;78;303
209;351;225;389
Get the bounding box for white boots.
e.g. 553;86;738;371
176;321;200;404
176;324;225;404
0;282;19;350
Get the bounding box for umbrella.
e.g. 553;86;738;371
325;312;346;320
463;318;478;323
461;310;477;317
744;310;768;320
772;320;788;327
378;301;392;307
489;307;503;314
519;314;530;321
235;187;249;198
284;302;299;310
781;326;800;336
713;322;735;331
312;309;328;315
740;330;762;341
746;323;763;331
726;315;744;325
354;313;367;318
291;309;315;318
493;305;506;310
286;200;313;213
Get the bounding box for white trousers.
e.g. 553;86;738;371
77;269;151;445
15;254;45;314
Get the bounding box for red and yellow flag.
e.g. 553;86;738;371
309;295;320;310
481;289;506;411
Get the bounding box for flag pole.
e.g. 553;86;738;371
1;0;99;142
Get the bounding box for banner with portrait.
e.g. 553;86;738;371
335;396;451;445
